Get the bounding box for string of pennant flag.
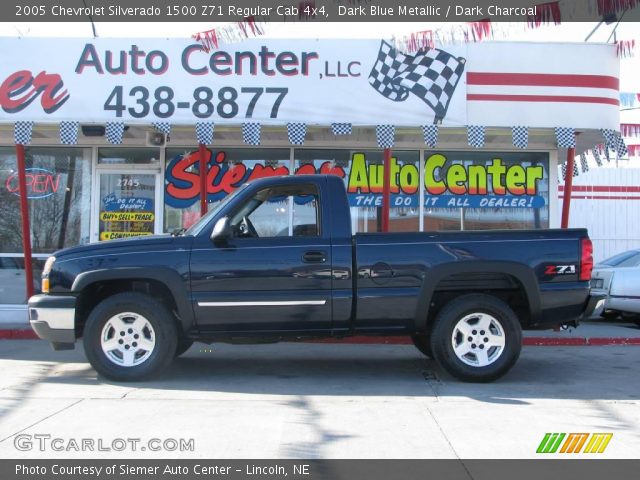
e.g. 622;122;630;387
12;121;630;158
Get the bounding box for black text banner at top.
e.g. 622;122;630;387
5;0;640;22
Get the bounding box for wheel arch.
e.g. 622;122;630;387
414;261;540;332
72;267;194;335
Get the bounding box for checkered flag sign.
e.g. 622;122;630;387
555;127;575;148
592;146;603;167
195;122;214;145
467;125;485;148
512;126;528;149
561;162;567;180
376;125;395;148
287;123;307;145
59;121;79;145
422;125;438;148
601;129;628;157
572;159;580;177
368;40;466;124
331;123;352;135
14;121;34;145
242;122;261;145
580;153;589;173
152;122;171;136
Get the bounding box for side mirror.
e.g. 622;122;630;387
210;217;232;246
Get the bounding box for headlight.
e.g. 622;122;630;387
42;256;56;293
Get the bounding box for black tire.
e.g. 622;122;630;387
429;294;522;383
83;292;178;381
601;310;620;320
410;334;432;358
174;339;194;357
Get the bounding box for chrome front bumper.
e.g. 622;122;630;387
28;294;76;350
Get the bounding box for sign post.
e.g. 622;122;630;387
198;143;208;216
561;147;576;228
15;144;35;299
381;148;391;232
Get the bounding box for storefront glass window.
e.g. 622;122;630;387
164;148;289;232
0;146;91;303
294;149;420;233
422;151;549;231
98;148;160;165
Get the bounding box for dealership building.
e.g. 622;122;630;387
0;37;621;325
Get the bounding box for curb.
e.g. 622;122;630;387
2;330;640;346
0;329;39;340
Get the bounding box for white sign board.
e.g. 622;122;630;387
0;37;619;129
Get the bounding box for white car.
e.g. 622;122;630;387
591;249;640;324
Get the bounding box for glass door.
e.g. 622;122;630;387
95;171;161;242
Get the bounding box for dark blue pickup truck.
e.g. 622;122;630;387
28;175;603;382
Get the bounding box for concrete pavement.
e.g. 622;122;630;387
0;340;638;459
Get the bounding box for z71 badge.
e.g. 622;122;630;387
544;265;577;275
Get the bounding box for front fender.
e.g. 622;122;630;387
72;267;194;332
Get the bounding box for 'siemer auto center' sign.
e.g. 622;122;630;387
0;37;619;129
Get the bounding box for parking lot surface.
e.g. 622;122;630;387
0;339;638;459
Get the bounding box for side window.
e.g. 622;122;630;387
230;184;320;239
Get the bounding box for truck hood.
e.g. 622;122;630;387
53;234;180;259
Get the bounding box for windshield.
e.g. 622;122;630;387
184;184;248;236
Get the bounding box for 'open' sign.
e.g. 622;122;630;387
5;168;62;199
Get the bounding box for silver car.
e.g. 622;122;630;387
591;249;640;324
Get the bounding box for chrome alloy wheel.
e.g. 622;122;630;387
100;312;156;367
451;312;506;367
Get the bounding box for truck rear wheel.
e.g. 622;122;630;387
430;294;522;383
83;293;178;381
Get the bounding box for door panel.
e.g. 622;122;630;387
190;183;333;333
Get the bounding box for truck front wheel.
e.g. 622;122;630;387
83;292;178;381
430;294;522;382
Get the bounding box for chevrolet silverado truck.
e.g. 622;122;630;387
28;175;603;382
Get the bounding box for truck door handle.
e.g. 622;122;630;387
303;251;327;263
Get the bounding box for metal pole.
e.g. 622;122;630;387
561;147;576;228
381;148;392;232
198;143;208;216
16;144;35;299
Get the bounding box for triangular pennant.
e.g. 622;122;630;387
512;126;528;149
195;122;215;145
555;127;575;148
59;121;79;145
152;122;171;136
105;122;125;145
467;125;485;148
579;153;589;173
287;123;307;145
592;146;602;167
14;121;34;145
375;125;395;148
331;123;352;135
242;122;261;145
422;125;438;148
